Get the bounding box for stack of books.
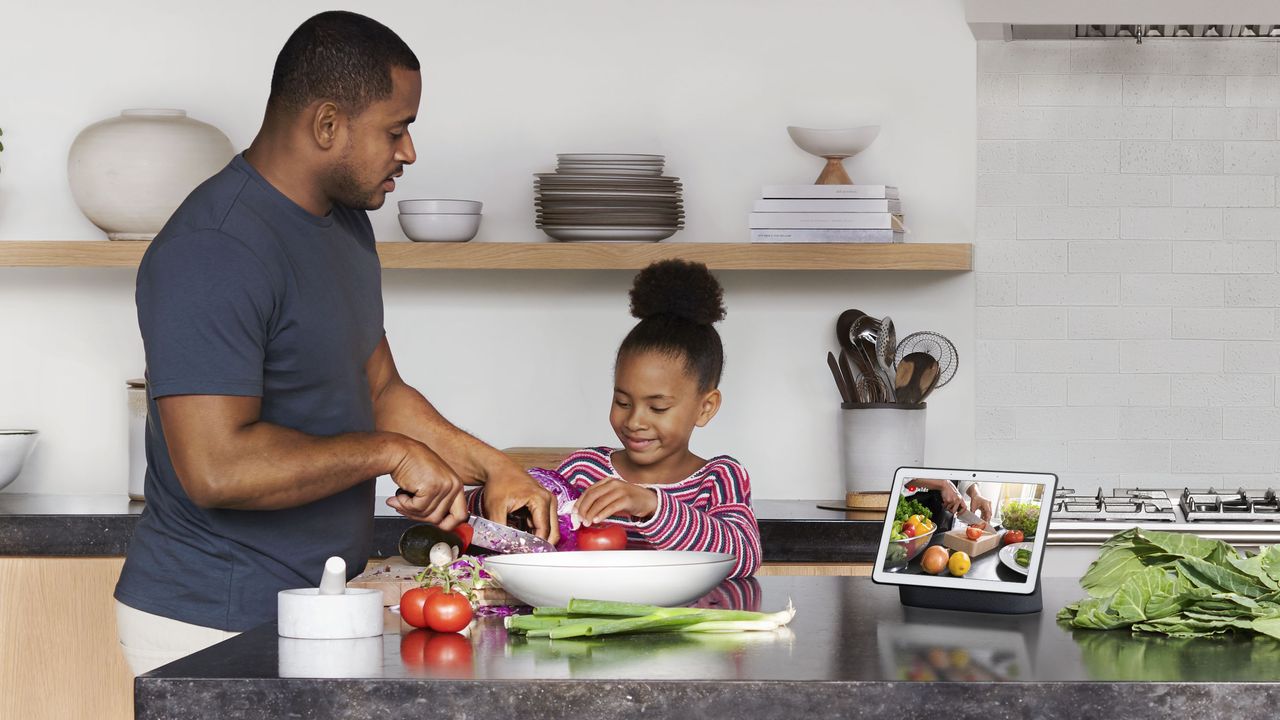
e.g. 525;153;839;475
748;184;903;243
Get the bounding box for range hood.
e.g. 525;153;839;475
966;0;1280;41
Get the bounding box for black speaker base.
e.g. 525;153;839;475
899;579;1042;614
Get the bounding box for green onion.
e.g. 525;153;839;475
505;614;615;633
506;598;797;638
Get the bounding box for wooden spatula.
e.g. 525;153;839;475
894;352;940;405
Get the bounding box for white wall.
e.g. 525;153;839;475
976;39;1280;490
0;0;976;499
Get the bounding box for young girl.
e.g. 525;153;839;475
556;259;762;577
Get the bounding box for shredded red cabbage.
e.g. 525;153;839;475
527;467;580;551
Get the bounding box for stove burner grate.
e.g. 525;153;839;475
1181;488;1280;522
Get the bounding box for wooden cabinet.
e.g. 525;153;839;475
0;557;132;720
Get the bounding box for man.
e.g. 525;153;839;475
115;10;556;674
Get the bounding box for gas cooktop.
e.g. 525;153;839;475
1047;486;1280;546
1052;487;1280;523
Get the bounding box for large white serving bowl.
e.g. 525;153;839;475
483;550;736;607
0;430;39;491
397;199;482;214
786;125;880;159
398;212;482;242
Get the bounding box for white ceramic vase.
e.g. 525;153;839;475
67;109;235;240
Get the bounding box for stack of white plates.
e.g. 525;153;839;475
535;153;684;242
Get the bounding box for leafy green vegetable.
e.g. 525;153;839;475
999;500;1040;535
1060;528;1280;639
894;496;930;524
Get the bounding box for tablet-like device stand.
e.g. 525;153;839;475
899;579;1042;614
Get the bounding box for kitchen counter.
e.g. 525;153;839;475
134;576;1280;720
0;495;881;562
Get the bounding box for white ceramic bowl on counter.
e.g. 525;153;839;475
483;550;736;607
0;430;39;491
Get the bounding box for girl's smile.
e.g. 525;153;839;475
610;350;721;483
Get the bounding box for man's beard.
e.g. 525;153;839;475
329;158;384;211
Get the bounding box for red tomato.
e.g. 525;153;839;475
965;526;982;541
903;523;917;538
453;523;473;552
424;589;474;633
1003;529;1025;545
400;587;435;629
577;523;627;551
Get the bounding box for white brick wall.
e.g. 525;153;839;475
1120;207;1222;240
977;40;1280;489
1173;108;1277;140
1121;141;1222;174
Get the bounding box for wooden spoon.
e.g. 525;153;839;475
894;352;940;405
838;349;862;403
827;351;852;404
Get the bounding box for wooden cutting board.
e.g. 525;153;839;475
940;528;1000;558
352;557;521;607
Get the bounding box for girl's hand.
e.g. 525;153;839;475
576;478;658;525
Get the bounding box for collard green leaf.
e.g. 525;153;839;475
1257;545;1280;586
1136;527;1236;561
1250;617;1280;641
1062;595;1129;630
1228;551;1280;592
1110;566;1182;623
1176;557;1264;597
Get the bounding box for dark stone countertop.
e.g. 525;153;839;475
135;576;1280;720
0;495;880;562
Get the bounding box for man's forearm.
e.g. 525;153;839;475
373;380;497;485
186;423;409;510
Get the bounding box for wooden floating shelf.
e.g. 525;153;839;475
0;240;971;271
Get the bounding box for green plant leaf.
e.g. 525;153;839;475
1110;566;1180;623
1177;557;1264;597
1136;527;1237;561
1079;530;1172;597
1250;617;1280;641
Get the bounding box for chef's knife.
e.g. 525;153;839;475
467;514;557;554
394;488;556;554
956;508;988;527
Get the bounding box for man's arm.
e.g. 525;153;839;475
366;337;559;544
156;393;466;527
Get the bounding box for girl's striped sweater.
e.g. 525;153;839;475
555;447;762;577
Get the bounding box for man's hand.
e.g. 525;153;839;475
576;478;659;526
384;440;467;530
938;480;965;514
482;460;560;546
967;486;994;522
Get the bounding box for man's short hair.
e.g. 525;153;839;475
268;11;420;117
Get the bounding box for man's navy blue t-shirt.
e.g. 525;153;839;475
116;154;385;631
